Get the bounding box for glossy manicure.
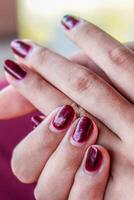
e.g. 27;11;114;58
72;117;93;143
61;15;79;30
4;60;26;80
10;39;32;58
31;115;45;127
52;105;74;130
85;147;103;172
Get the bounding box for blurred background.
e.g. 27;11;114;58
0;0;134;79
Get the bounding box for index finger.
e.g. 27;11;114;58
61;15;134;102
8;40;134;139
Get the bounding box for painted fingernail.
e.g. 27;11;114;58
4;59;26;80
85;147;103;172
72;117;93;143
61;15;79;30
31;115;45;127
10;39;32;58
52;105;74;130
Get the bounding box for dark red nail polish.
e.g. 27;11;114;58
10;39;32;58
85;147;103;172
4;59;26;80
72;117;93;143
31;115;45;127
52;105;74;130
61;15;79;30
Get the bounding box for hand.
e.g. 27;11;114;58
1;16;134;199
12;105;110;200
0;42;134;119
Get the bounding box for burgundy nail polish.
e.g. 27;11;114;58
72;117;93;143
10;39;32;58
31;115;45;127
52;105;74;130
61;15;79;30
85;147;103;172
4;59;26;80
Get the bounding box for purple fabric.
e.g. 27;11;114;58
0;81;38;200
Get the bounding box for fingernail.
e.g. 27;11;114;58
52;105;74;130
85;147;103;172
4;59;26;80
61;15;79;30
72;117;93;144
10;39;32;58
31;115;45;127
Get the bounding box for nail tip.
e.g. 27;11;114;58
72;116;93;144
61;15;79;30
10;38;19;46
31;115;44;127
10;39;32;58
62;14;77;19
85;146;103;172
3;59;27;80
52;105;74;130
4;59;15;69
4;59;10;66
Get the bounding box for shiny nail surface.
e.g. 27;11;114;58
72;117;93;143
31;115;44;127
4;60;26;80
61;15;79;30
52;105;74;130
85;147;103;172
10;39;32;58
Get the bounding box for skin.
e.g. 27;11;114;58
13;106;110;200
1;18;134;199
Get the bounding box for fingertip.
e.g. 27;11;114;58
69;145;110;200
69;117;98;148
49;105;75;134
82;145;110;176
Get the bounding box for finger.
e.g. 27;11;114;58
70;51;111;83
4;60;74;116
34;116;98;200
61;15;134;102
0;42;134;120
0;51;109;120
70;41;134;91
69;145;110;200
11;105;75;183
0;85;35;119
3;60;119;153
0;51;105;120
9;42;134;139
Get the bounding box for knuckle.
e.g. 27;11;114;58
69;68;94;92
108;46;133;66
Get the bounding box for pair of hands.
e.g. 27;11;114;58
1;16;134;199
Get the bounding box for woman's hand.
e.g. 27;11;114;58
0;41;134;119
1;16;134;199
12;105;110;200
